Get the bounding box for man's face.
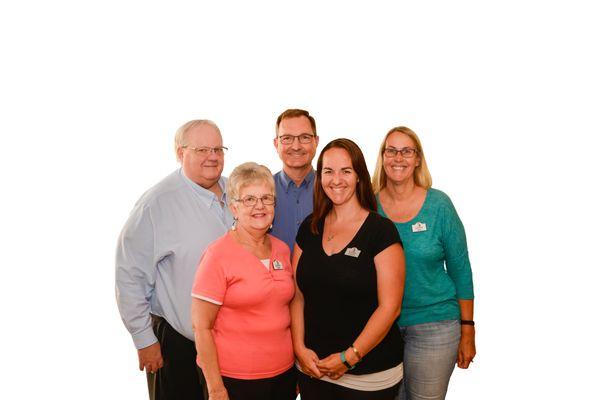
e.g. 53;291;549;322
273;116;319;171
178;124;224;188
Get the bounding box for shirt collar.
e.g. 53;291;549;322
279;169;315;193
179;168;227;208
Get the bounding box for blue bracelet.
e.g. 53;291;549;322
340;351;355;370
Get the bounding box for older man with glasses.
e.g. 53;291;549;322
271;109;320;252
116;120;233;400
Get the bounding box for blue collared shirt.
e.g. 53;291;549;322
115;169;233;349
271;169;315;252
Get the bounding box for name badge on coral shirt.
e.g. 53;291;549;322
272;259;284;270
412;222;427;233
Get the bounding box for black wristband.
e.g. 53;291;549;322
460;320;475;326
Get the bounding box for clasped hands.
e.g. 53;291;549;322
296;347;358;380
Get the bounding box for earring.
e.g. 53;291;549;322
231;217;238;231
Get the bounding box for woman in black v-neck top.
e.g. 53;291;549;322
290;139;406;400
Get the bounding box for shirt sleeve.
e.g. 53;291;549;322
115;203;159;350
192;246;227;305
295;214;313;251
370;214;403;256
440;198;474;300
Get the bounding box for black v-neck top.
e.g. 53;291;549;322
295;212;403;375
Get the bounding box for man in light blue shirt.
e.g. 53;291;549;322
116;120;233;400
271;109;319;252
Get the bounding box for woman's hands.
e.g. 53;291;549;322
316;348;360;380
296;346;323;379
457;300;476;369
457;325;476;369
316;353;347;380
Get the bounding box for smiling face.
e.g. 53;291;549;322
320;147;359;206
274;115;319;172
178;124;224;188
383;131;421;185
230;181;275;233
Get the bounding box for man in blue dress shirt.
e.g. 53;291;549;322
116;120;233;400
271;109;319;252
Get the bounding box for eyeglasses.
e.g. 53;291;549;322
234;194;276;207
277;134;315;145
182;145;228;156
383;147;418;158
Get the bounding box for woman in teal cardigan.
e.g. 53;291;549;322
372;126;475;400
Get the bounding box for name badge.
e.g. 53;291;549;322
272;259;284;270
412;222;427;233
344;247;361;258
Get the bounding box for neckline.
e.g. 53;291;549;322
377;189;430;225
280;168;315;190
320;212;372;257
226;231;275;272
179;168;227;206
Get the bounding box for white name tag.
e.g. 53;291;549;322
412;222;427;232
272;259;284;270
344;247;361;258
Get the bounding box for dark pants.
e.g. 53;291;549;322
298;371;399;400
222;367;297;400
146;315;208;400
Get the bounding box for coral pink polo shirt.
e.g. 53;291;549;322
192;232;295;379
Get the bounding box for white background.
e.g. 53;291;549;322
1;1;598;398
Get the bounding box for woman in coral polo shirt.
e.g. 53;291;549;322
191;162;296;400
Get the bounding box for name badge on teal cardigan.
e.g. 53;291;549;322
412;222;427;232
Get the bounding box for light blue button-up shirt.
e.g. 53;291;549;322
115;169;233;349
271;169;315;252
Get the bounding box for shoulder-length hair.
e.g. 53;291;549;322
372;126;432;194
311;138;376;234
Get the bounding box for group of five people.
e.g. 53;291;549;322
115;109;475;400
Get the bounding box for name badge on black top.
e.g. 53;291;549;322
344;247;361;258
273;259;284;270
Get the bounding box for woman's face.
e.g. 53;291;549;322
321;147;359;207
231;181;275;233
383;132;421;185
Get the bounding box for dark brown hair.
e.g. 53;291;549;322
311;138;376;234
275;109;317;136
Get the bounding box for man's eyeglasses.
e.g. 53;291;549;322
234;194;276;207
182;145;228;156
277;134;315;145
383;147;418;158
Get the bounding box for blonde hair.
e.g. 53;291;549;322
173;119;221;161
227;162;275;205
372;126;432;193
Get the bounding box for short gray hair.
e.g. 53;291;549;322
227;162;275;205
174;119;221;161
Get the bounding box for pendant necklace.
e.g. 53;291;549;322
326;215;336;241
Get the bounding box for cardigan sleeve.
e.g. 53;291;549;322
440;195;474;300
